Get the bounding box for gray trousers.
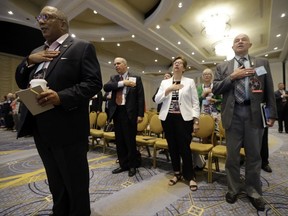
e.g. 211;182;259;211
225;104;264;198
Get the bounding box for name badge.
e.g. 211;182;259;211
255;66;267;76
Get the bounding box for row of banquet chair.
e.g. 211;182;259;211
89;111;245;183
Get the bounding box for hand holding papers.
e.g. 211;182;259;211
16;85;54;115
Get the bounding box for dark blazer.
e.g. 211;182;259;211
15;36;103;145
275;89;288;110
103;72;145;121
213;56;277;129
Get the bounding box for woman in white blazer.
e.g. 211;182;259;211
155;56;200;191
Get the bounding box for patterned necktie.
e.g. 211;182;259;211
116;75;123;105
235;57;246;103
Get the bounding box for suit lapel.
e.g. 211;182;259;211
45;36;73;78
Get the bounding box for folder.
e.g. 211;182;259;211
260;103;270;128
16;85;54;116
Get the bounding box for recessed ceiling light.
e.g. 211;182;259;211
274;47;278;50
281;13;286;18
101;37;105;41
131;35;135;38
93;10;98;14
177;41;181;45
71;34;76;38
156;25;160;29
142;71;145;73
108;61;112;64
155;59;158;62
155;47;159;50
276;34;281;37
172;57;175;59
265;54;268;57
191;52;195;55
159;70;161;72
202;60;205;63
178;2;183;8
8;11;13;15
117;43;120;46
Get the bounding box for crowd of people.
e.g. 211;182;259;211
1;5;285;215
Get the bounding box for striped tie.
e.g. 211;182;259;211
235;57;246;103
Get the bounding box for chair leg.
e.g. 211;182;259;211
208;151;213;183
146;146;151;157
153;146;157;168
215;158;220;171
164;150;170;162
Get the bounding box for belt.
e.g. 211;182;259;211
235;100;251;105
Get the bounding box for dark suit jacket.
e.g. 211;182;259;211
274;89;288;111
213;56;277;129
15;36;102;145
103;72;145;122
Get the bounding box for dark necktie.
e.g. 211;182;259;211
235;57;246;103
116;75;123;105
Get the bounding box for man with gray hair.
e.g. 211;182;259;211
213;33;277;211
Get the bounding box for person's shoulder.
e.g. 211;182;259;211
69;37;92;46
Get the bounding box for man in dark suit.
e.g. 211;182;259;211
104;57;145;177
274;82;288;133
15;6;102;216
213;34;277;211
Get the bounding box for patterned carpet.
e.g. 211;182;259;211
0;123;287;216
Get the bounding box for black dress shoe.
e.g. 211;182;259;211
248;196;265;211
128;168;136;177
225;192;237;204
262;164;272;173
112;167;127;174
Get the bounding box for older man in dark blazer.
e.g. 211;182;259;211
213;33;277;211
15;6;102;216
104;57;145;177
274;82;288;133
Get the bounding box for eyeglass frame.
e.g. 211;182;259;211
35;14;62;22
173;61;184;65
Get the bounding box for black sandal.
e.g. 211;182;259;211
189;179;198;191
169;173;182;186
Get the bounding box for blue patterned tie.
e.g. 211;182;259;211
235;57;246;103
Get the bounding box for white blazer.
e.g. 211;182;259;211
155;76;200;121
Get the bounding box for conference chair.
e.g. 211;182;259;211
190;113;215;182
90;112;108;151
136;113;161;158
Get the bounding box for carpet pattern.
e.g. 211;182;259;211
0;124;287;216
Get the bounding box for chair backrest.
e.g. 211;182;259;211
149;114;163;135
194;113;215;139
137;112;149;132
89;111;97;129
96;112;108;128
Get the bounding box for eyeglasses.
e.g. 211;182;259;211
203;73;212;76
173;61;183;65
35;14;60;22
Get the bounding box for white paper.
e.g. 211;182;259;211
255;66;267;76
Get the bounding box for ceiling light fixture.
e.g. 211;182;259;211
8;11;13;15
213;39;234;60
202;13;230;37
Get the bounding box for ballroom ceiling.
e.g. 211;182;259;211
0;0;287;77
